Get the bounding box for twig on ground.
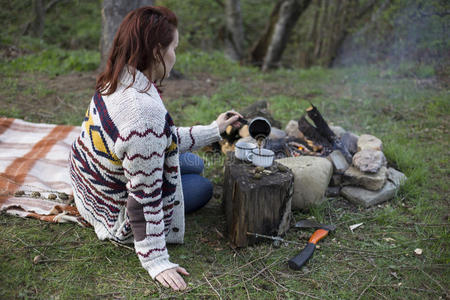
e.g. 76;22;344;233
177;250;273;296
263;273;322;300
242;278;251;300
94;292;122;298
373;288;389;300
372;284;441;294
417;267;448;295
220;257;280;290
343;269;359;286
34;257;92;264
110;240;134;251
204;274;222;300
357;275;376;300
16;237;44;256
359;253;377;269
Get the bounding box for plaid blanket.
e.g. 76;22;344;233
0;118;88;226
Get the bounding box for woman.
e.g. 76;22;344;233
69;6;241;291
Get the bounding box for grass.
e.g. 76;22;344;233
0;50;449;299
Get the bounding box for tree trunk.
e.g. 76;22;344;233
254;0;312;71
222;152;294;247
224;0;245;61
298;2;319;68
292;0;380;68
249;1;283;67
100;0;154;69
31;0;45;38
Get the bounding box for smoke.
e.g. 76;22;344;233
333;0;449;72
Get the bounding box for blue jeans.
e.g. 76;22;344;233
179;152;213;213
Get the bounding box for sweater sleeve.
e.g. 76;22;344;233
175;121;221;153
115;119;178;279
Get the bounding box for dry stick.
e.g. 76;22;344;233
16;237;45;257
343;269;358;286
263;274;322;300
373;288;389;300
204;274;222;300
302;252;341;276
242;278;251;300
372;285;441;294
357;275;377;300
417;267;448;294
219;258;280;291
260;248;332;298
35;257;91;264
400;223;450;227
110;240;134;251
23;241;83;248
178;250;273;296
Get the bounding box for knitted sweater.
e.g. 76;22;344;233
69;67;221;278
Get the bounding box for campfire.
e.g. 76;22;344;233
218;101;352;162
218;100;406;209
219;100;407;248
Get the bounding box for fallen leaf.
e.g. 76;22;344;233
349;223;363;232
414;248;423;255
384;237;395;242
390;272;399;279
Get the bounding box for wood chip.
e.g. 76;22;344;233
349;223;363;232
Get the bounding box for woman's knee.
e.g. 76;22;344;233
182;174;213;213
179;152;204;175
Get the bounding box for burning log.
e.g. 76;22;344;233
298;104;353;163
298;116;332;149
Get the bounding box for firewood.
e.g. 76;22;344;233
297;115;332;148
305;104;353;163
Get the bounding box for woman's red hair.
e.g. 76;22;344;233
96;6;178;95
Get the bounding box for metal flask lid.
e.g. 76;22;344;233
248;117;271;140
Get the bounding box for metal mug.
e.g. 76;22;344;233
246;148;275;168
248;117;271;140
235;141;257;162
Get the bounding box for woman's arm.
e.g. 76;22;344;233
175;111;242;152
115;115;179;279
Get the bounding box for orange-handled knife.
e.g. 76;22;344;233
288;220;336;270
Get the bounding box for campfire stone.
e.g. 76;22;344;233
387;167;407;187
269;127;287;139
357;134;383;151
352;149;387;173
328;150;350;174
330;125;346;138
326;186;341;197
343;166;387;191
276;156;333;210
330;174;342;186
341;181;397;208
341;132;359;155
285;120;304;140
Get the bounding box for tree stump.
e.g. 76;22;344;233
222;152;294;247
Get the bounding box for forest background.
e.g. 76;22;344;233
0;0;448;299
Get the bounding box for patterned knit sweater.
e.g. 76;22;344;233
69;67;221;278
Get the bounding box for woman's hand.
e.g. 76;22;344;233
155;267;190;291
216;111;244;134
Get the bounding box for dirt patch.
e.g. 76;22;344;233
1;70;221;124
163;73;220;100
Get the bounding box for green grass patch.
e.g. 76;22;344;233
0;51;449;298
1;47;99;76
